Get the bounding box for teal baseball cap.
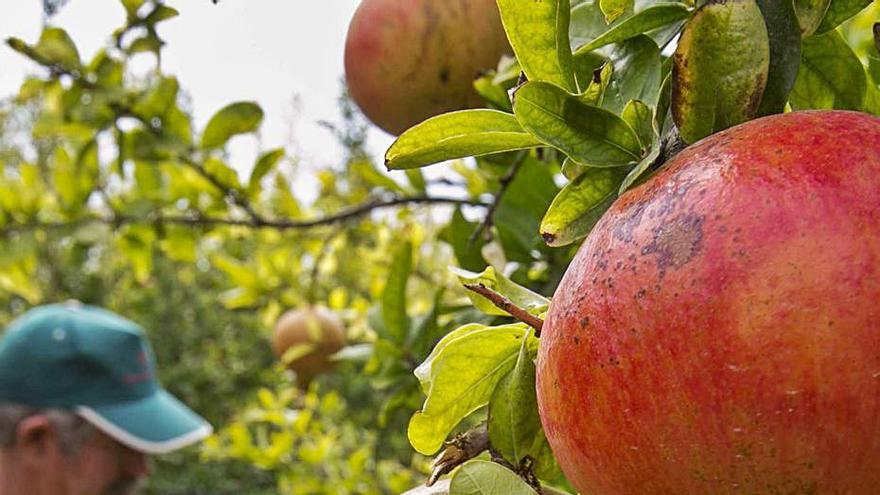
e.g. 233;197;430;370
0;302;212;454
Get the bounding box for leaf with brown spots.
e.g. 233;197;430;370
671;0;770;144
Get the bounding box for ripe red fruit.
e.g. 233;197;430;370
343;0;510;135
536;111;880;494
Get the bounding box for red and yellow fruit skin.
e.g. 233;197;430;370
344;0;510;136
536;111;880;495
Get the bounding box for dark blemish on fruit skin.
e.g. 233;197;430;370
438;68;450;84
614;203;646;243
580;316;590;328
635;288;647;299
641;212;705;277
573;335;581;345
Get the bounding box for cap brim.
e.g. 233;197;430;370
76;390;212;454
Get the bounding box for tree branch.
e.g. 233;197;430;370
427;423;489;486
0;196;488;234
463;283;544;336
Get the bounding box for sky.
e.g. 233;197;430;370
0;0;396;187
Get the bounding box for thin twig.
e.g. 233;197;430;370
463;283;544;335
468;150;528;246
0;196;488;234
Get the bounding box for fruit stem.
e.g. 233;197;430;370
463;283;544;336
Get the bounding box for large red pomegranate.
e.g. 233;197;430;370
536;111;880;494
344;0;510;135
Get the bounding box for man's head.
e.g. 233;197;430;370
0;302;212;495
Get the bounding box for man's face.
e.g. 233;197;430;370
60;430;151;495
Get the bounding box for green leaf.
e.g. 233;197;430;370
816;0;872;33
488;330;557;479
655;70;673;133
619;133;662;194
145;4;179;24
405;169;427;193
755;0;802;116
52;147;79;211
621;99;655;149
440;208;488;272
200;101;264;149
7;27;81;72
572;51;608;95
203;157;242;192
117;225;156;283
211;254;259;289
672;0;770;143
248;148;284;196
121;0;145;16
382;241;412;343
159;226;197;263
600;0;632;23
450;266;549;316
449;460;538;495
133;76;179;120
607;35;662;111
128;35;162;54
540;166;626;247
578;61;613;107
493;156;560;262
474;74;514;112
790;30;867;110
497;0;577;92
573;3;692;54
409;324;535;455
513;81;641;166
385;110;541;170
37;27;81;70
793;0;832;36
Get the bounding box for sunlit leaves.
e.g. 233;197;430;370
408;323;536;455
248;148;285;197
497;0;577;92
672;0;770;143
7;27;81;73
540;166;626;247
513;81;641;166
790;30;867;110
816;0;873;34
201;101;264;149
573;3;692;54
487;330;558;480
382;241;413;343
385;110;541;170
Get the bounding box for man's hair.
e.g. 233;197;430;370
0;403;97;454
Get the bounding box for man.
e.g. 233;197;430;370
0;302;212;495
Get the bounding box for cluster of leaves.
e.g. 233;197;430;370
202;382;425;495
387;0;880;251
396;0;880;493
